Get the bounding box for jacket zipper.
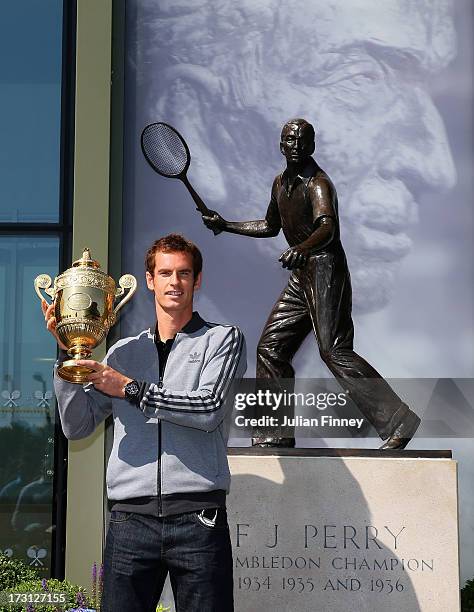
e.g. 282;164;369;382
157;407;162;516
157;370;163;517
157;333;179;518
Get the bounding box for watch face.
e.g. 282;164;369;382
125;381;140;398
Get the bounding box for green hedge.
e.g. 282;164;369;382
1;578;90;612
0;554;39;592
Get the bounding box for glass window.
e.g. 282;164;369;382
0;1;63;223
0;236;59;574
0;0;68;578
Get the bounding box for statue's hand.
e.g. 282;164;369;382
202;210;227;232
279;246;309;270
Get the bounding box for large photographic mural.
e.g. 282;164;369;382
121;0;474;581
123;0;472;379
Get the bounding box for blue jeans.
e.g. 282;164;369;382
101;508;234;612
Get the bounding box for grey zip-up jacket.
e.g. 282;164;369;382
54;312;246;507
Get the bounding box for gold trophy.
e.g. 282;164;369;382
34;248;137;383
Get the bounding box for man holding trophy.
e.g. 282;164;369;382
39;234;246;612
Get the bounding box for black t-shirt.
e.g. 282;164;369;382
265;157;341;249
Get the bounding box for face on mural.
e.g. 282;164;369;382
139;0;457;313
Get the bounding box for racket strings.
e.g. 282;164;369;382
142;124;188;177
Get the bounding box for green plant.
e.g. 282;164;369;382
0;578;90;612
0;554;39;591
462;577;474;612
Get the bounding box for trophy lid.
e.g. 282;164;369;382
72;248;101;270
53;247;117;293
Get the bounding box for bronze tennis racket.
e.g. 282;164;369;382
141;122;221;235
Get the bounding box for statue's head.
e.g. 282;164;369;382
280;119;315;165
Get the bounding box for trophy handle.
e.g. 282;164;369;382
34;274;56;304
114;274;137;315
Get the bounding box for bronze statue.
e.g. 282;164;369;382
202;119;421;449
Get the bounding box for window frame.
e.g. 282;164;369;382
0;0;77;579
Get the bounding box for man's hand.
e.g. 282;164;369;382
76;360;132;397
278;246;309;270
41;299;68;351
202;210;227;232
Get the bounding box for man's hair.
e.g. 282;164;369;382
145;234;203;278
282;118;315;142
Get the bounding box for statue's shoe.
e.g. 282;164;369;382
379;412;421;450
252;437;296;448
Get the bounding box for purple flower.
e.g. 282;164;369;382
26;604;35;612
41;578;48;591
76;590;86;607
91;562;97;604
98;563;104;605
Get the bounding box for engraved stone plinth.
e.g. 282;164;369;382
228;449;459;612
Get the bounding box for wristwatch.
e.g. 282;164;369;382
124;379;140;404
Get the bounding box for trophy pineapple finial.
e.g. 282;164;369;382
72;248;100;269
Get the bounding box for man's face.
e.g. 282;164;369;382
280;124;315;164
146;251;201;314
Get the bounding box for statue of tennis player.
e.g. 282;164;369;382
203;118;421;449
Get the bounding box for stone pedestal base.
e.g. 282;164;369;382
228;449;459;612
